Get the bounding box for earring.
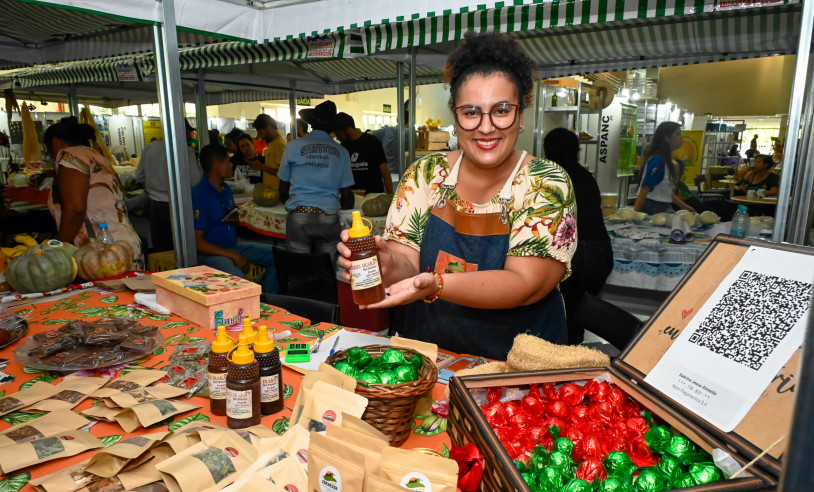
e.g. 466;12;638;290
452;129;457;136
519;126;525;134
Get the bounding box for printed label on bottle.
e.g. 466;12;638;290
349;256;382;291
208;372;227;399
261;374;280;403
226;388;253;419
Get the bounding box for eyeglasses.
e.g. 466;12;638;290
452;103;520;131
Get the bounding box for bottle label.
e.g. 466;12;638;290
349;256;382;291
208;372;226;399
261;374;280;403
226;388;253;419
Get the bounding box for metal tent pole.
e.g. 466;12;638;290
788;57;814;245
397;61;405;175
67;84;79;117
533;79;543;157
289;80;297;140
772;0;814;243
153;0;197;268
195;69;209;147
408;48;417;166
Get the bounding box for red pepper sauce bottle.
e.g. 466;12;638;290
208;326;233;416
254;325;284;416
226;333;261;429
347;210;386;305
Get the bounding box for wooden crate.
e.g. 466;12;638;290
449;236;813;491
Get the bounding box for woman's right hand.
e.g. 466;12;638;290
337;230;394;282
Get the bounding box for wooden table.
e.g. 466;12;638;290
0;290;454;490
238;201;387;239
730;196;778;205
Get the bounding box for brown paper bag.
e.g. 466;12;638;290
307;431;365;492
0;381;59;416
157;431;258;492
257;425;310;474
105;384;188;408
74;455;164;492
391;336;438;365
84;431;170;477
261;456;308;489
339;413;389;442
326;423;387;475
0;409;89;447
25;377;108;413
0;430;103;474
30;458;93;492
378;446;459;492
82;404;122;422
92;370;167;398
115;399;201;433
298;381;368;433
201;425;276;449
364;473;408;492
290;365;356;425
151;421;227;459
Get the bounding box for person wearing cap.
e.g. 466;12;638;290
135;119;201;253
252;114;286;192
334;112;393;195
278;100;355;263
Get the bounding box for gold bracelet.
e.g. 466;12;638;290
423;272;444;303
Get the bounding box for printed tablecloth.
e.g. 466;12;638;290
1;290;453;490
606;237;710;292
238;201;387;239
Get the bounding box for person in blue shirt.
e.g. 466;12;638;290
192;144;278;293
634;121;685;215
278;100;355;264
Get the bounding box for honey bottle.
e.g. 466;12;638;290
208;326;233;416
347;210;386;305
226;333;261;429
241;317;257;347
254;325;284;416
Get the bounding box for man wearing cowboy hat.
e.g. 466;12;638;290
278;100;355;263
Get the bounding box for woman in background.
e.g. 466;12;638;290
634;121;684;215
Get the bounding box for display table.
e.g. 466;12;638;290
1;290;453;488
238;201;387;239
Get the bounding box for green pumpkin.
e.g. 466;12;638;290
5;241;78;294
361;195;392;217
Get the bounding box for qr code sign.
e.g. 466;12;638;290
688;270;812;371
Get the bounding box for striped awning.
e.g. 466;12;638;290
10;57;136;89
296;57;438;84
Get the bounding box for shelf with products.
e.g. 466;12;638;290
701;118;746;172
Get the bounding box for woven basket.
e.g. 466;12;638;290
326;344;438;446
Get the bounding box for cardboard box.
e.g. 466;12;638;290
152;266;260;330
449;236;809;491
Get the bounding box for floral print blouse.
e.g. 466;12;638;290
383;152;577;280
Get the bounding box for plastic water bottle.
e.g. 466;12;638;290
97;222;114;245
730;205;750;238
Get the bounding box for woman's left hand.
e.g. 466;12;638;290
359;272;438;309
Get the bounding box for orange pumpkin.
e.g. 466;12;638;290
74;239;134;281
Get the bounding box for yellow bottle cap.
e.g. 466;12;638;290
253;325;274;354
211;326;234;354
230;333;255;365
242;317;257;345
348;210;373;238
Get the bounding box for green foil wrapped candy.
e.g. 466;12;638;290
665;435;694;461
514;460;529;474
554;437;575;457
345;347;373;369
530;445;550;470
548;451;574;477
656;454;681;481
378;369;399;385
380;348;408;365
603;451;636;480
644;425;672;454
408;353;423;371
394;364;419;383
538;466;564;490
632;467;668;492
679;449;712;466
673;472;696;488
357;372;381;384
333;362;361;379
562;478;592;492
689;463;723;484
596;477;630;492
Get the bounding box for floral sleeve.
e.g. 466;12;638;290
383;153;448;251
508;157;577;277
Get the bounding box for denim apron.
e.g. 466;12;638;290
403;151;567;360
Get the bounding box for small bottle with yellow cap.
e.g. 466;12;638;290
241;317;257;347
208;326;234;416
254;325;283;415
346;210;386;305
225;333;261;429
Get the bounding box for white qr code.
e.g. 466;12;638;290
688;270;812;371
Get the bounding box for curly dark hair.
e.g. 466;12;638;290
444;31;535;111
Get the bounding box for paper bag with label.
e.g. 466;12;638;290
297;381;368;433
364;473;408;492
157;430;258;492
104;384;188;408
326;423;388;475
74;454;164;492
307;431;366;492
30;458;93;492
92;370;166;398
82;404;121;422
222;425;310;492
378;446;459;492
114;399;201;433
0;381;59;416
202;425;276;449
84;431;170;477
339;413;389;442
0;409;89;447
290;364;356;424
26;376;108;413
151;420;228;459
0;430;103;474
260;456;308;490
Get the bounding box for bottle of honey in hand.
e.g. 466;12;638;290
253;325;283;416
226;333;261;429
347;210;386;305
208;326;233;416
